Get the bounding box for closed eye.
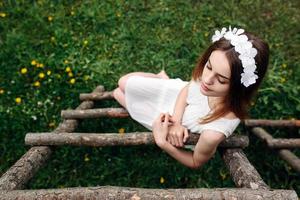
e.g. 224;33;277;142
206;63;227;84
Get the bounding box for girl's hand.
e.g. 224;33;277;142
152;113;171;147
167;118;189;147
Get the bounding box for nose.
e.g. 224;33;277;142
203;72;215;85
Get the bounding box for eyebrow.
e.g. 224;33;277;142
208;59;230;80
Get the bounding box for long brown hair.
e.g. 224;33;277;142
192;32;269;124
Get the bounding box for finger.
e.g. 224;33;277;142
183;128;189;143
177;133;183;147
163;113;169;126
170;135;176;146
173;134;180;147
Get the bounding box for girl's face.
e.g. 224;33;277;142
199;50;231;97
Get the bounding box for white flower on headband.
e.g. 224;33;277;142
211;26;258;87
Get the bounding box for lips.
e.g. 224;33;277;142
201;82;210;91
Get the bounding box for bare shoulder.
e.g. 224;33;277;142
223;111;238;119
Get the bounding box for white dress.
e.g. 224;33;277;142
125;75;240;149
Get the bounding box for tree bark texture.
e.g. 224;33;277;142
61;107;129;119
25;132;249;148
0;186;298;200
244;119;300;127
79;91;113;101
219;148;269;190
267;138;300;149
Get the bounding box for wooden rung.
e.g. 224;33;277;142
244;119;300;127
252;127;300;173
0;186;298;200
266;138;300;148
25;132;249;148
61;108;129;119
79;91;113;101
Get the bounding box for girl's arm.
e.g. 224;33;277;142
158;130;225;169
171;82;190;123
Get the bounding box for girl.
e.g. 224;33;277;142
113;26;269;169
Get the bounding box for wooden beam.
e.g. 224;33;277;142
267;138;300;148
0;186;298;200
61;107;129;119
251;127;300;173
0;86;105;191
244;119;300;127
79;91;113;101
25;132;249;148
219;148;269;189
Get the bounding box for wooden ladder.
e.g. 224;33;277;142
0;85;298;200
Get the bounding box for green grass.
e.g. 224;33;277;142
0;0;299;195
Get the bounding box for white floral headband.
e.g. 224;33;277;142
212;26;258;87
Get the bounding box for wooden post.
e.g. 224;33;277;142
0;86;105;190
219;148;269;189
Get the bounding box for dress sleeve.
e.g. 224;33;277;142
200;119;240;138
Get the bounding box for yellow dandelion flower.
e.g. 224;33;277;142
37;63;44;68
84;154;90;162
71;11;75;16
204;32;209;37
0;89;4;94
118;128;125;134
48;16;53;21
31;60;37;66
83;40;88;45
64;60;69;64
68;72;73;77
21;68;28;74
65;66;71;72
15;97;22;104
160;177;165;184
0;12;6;17
34;81;40;87
116;12;121;17
69;78;76;84
47;70;51;75
281;63;287;68
39;72;45;79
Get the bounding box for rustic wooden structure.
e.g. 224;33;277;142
0;85;298;200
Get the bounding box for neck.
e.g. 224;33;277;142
208;96;224;110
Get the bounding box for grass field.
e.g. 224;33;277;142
0;0;299;195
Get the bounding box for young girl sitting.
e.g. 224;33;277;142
113;26;269;169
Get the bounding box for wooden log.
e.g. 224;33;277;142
267;138;300;148
79;91;113;101
25;132;249;148
0;86;105;191
251;127;300;173
219;148;269;189
0;186;298;200
61;107;129;119
244;119;300;127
